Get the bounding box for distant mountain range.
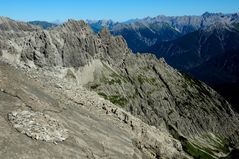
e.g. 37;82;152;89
28;12;239;109
28;21;58;29
148;23;239;83
88;12;239;51
87;12;239;110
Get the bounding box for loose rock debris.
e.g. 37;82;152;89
8;110;69;142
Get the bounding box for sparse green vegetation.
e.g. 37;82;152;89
121;75;130;83
179;134;231;159
110;72;129;83
137;75;157;85
183;141;215;159
201;134;230;154
142;66;150;71
108;95;128;107
182;72;211;97
97;92;128;107
105;78;122;85
100;73;123;85
167;125;215;159
138;75;144;85
109;72;121;78
98;92;107;99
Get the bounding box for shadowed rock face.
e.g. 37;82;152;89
145;23;239;112
0;17;239;158
147;24;239;82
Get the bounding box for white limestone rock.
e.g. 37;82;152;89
8;110;68;142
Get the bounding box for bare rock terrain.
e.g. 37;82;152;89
0;17;239;158
0;62;189;159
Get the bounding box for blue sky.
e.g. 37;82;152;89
0;0;238;22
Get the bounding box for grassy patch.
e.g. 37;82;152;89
202;134;230;154
100;74;123;85
97;92;128;107
167;123;230;159
108;95;128;107
183;141;216;159
180;134;231;159
167;125;214;158
98;92;108;99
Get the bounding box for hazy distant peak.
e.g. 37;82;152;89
87;19;115;25
28;21;58;29
202;12;224;17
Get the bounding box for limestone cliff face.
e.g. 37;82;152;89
0;17;239;158
0;18;129;68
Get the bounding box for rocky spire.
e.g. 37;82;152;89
59;19;93;34
0;16;39;31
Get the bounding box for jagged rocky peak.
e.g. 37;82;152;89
99;27;127;47
97;27;130;65
99;27;111;37
204;21;230;32
2;17;130;68
0;16;38;31
0;16;11;24
87;19;115;26
60;19;93;34
231;13;239;22
234;12;239;17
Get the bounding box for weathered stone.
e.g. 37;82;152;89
0;62;189;159
8;110;68;142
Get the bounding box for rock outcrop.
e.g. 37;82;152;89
8;110;69;143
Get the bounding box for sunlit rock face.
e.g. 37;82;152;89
0;17;239;159
8;110;69;142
